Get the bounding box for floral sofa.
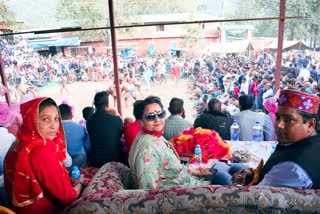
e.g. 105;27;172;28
65;162;320;214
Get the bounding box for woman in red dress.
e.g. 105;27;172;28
4;97;85;214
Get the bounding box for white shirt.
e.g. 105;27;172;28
240;81;249;94
299;68;310;81
0;127;15;158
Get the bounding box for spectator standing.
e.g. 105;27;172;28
310;66;318;83
171;62;180;87
240;78;249;94
299;65;310;81
253;78;262;110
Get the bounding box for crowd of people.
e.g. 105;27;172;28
1;35;320;213
1;88;320;213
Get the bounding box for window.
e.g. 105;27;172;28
149;42;154;49
156;25;165;32
129;43;136;49
172;41;177;48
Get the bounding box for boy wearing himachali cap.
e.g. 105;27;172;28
231;90;320;189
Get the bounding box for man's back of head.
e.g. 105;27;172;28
94;91;109;109
208;98;222;113
239;95;253;111
59;104;72;120
133;100;143;120
169;98;184;115
82;106;94;121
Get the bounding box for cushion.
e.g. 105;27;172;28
81;162;137;197
79;167;99;183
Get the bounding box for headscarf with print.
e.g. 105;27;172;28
7;97;69;207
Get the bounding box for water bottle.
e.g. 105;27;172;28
270;145;276;155
194;145;202;169
230;120;240;141
252;122;262;142
72;166;81;180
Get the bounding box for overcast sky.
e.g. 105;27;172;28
8;0;58;28
7;0;240;29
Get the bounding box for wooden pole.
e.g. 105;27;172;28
274;0;286;93
108;0;122;116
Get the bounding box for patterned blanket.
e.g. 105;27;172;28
65;162;320;214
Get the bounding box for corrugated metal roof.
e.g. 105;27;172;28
27;38;81;49
131;13;221;24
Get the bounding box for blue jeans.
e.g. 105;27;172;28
254;97;260;110
206;163;249;185
228;163;249;175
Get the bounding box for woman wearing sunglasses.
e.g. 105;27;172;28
129;96;213;189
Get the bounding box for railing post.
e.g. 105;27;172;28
108;0;122;116
274;0;286;93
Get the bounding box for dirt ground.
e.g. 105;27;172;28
39;77;198;124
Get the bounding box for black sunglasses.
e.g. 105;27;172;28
144;110;166;122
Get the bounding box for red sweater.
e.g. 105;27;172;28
5;142;77;214
123;120;141;161
234;87;240;98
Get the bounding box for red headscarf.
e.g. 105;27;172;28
10;97;69;207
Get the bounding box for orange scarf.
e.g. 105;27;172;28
12;97;69;207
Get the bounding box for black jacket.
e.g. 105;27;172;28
87;108;125;167
258;135;320;188
193;110;233;140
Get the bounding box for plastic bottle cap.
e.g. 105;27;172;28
195;145;201;155
73;166;79;171
256;121;259;124
233;120;237;123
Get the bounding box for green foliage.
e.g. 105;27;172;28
0;0;16;30
181;24;200;49
56;0;109;44
56;0;199;45
226;0;320;46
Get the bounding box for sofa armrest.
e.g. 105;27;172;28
81;162;137;197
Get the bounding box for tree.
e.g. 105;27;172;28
181;24;200;53
56;0;199;46
226;0;320;46
0;0;16;30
